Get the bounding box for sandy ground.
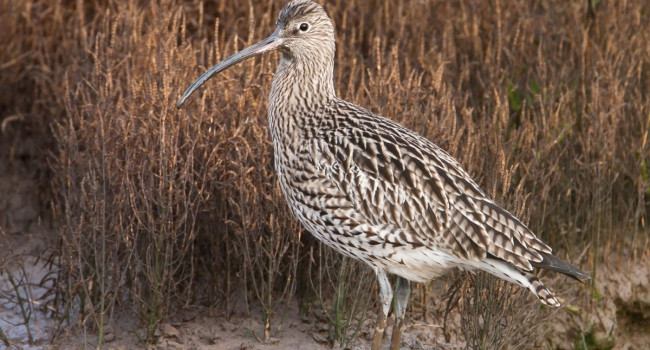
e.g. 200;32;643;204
52;303;458;350
1;230;57;350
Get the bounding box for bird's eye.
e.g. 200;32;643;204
299;23;309;32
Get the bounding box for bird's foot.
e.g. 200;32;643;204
371;312;387;350
390;317;403;350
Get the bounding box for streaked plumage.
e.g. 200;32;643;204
177;1;589;348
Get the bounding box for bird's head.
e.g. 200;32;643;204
177;0;335;108
274;0;335;60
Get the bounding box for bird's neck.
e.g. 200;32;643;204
271;54;336;104
268;54;336;145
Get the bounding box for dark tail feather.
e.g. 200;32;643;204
531;252;590;281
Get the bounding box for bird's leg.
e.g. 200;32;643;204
390;276;410;350
371;269;392;350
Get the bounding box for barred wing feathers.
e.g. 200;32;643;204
316;101;552;272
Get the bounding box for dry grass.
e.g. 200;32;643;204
1;0;648;347
457;271;550;350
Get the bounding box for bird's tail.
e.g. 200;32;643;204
523;272;560;307
471;258;562;307
449;252;588;307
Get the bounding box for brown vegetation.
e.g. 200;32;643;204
1;0;648;348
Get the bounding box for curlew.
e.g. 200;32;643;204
177;1;589;349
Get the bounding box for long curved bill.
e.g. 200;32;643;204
176;30;283;109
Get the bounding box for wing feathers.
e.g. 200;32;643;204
319;102;567;273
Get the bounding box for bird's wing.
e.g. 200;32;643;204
313;105;551;271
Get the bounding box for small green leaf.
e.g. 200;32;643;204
590;285;603;300
566;304;580;313
508;83;522;111
529;79;541;95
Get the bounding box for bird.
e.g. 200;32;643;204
177;1;590;349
